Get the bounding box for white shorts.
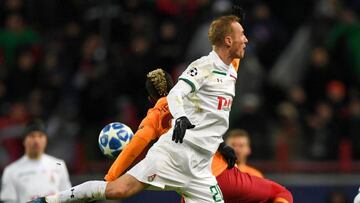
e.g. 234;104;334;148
127;133;224;203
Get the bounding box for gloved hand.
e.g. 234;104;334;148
172;116;195;143
218;142;237;169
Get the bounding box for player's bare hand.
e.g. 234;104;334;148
219;142;237;169
172;116;195;143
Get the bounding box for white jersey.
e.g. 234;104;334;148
175;50;237;153
0;154;71;203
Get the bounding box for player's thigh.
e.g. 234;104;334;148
217;168;273;202
105;174;148;199
184;175;224;203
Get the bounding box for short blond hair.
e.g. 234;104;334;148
208;15;240;46
226;129;249;141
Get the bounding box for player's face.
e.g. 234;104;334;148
227;136;251;163
24;131;47;159
230;22;248;59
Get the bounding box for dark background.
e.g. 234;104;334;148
0;0;359;202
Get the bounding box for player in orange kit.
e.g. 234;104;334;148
226;129;264;178
105;68;293;203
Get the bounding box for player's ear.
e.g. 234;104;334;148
224;36;232;47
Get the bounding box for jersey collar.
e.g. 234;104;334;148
210;51;232;72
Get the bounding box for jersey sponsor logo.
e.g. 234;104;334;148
217;96;232;110
187;67;198;76
147;174;157;182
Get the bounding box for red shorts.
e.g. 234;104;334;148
180;167;293;203
216;167;293;203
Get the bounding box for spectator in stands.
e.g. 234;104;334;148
0;13;38;68
226;129;264;178
0;119;71;203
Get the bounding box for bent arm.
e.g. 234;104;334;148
104;124;157;181
167;80;192;119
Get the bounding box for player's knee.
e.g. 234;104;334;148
105;181;132;199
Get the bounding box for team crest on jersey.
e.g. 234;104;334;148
147;174;157;182
187;67;198;76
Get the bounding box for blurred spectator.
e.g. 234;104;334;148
226;129;264;178
0;119;71;203
303;47;334;106
232;94;271;159
307;102;339;159
0;0;27;25
74;34;110;126
248;3;287;69
327;8;360;84
156;0;205;19
155;20;180;69
348;98;360;158
273;102;304;160
5;49;38;101
0;13;39;68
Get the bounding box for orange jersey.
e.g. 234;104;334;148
212;152;228;176
104;97;172;181
232;58;240;72
238;164;264;178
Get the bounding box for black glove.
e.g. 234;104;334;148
172;116;195;143
218;142;237;169
232;0;246;25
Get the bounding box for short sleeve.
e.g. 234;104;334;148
0;168;17;202
178;62;212;92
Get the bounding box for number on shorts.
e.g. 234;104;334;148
210;184;223;202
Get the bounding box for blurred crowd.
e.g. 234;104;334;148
0;0;359;173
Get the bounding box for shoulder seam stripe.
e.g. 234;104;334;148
212;70;227;76
179;78;196;93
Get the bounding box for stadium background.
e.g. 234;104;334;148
0;0;359;202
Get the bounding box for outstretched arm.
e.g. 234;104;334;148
105;119;157;181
